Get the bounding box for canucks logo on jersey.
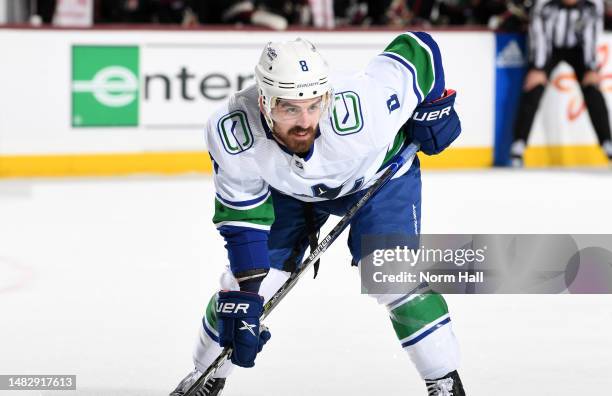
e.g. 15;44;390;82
217;111;254;155
330;91;364;135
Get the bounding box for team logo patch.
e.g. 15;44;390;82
330;91;364;135
217;111;254;154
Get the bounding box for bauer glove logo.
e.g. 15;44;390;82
239;320;257;336
412;105;452;122
216;302;250;314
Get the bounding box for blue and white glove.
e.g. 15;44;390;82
406;89;461;155
216;290;271;368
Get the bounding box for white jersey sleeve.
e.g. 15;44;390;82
355;31;447;148
204;101;273;232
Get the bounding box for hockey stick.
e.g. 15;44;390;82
185;142;420;396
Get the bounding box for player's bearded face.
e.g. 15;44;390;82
270;97;323;154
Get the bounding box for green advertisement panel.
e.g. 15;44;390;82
72;46;139;127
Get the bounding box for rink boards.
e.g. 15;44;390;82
0;28;609;177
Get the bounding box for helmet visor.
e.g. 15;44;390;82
269;96;327;123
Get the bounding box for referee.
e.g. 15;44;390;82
511;0;612;167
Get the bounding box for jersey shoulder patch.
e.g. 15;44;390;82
216;110;254;155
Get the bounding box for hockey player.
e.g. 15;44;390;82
170;33;464;396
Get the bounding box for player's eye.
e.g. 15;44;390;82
285;107;299;115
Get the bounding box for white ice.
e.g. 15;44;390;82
1;169;611;396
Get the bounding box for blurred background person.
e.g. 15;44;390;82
98;0;157;23
188;0;288;29
510;0;612;167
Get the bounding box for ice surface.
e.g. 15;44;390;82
1;169;611;395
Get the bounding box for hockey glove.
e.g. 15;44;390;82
406;89;461;155
216;290;271;368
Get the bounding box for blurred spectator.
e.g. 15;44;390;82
385;0;528;30
35;0;57;24
479;0;531;31
188;0;288;30
308;0;335;28
605;0;612;29
96;0;196;25
366;0;393;25
333;0;392;26
387;0;437;27
53;0;94;26
157;0;188;24
334;0;367;26
98;0;157;23
436;0;469;25
14;0;611;31
3;0;30;23
466;0;508;25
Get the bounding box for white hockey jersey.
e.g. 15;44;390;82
206;32;445;234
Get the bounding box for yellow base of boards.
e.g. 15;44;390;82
0;152;213;178
522;145;609;167
418;147;493;169
0;145;607;178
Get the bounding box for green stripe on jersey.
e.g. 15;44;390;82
381;128;408;168
384;34;435;98
205;294;218;330
389;292;449;340
213;195;275;227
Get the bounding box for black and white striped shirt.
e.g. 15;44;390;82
529;0;603;70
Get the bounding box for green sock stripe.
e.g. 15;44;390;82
213;195;275;227
389;292;449;340
384;33;435;98
204;294;218;331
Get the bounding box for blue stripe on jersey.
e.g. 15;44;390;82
218;225;271;275
380;53;423;103
410;31;446;102
209;153;219;174
401;317;451;348
216;191;269;207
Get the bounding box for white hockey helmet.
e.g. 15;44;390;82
255;38;333;129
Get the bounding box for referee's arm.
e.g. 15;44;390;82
529;0;549;70
582;0;604;71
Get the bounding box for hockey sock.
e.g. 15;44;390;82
387;292;460;379
603;140;612;160
582;84;612;145
194;293;234;378
513;84;545;143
